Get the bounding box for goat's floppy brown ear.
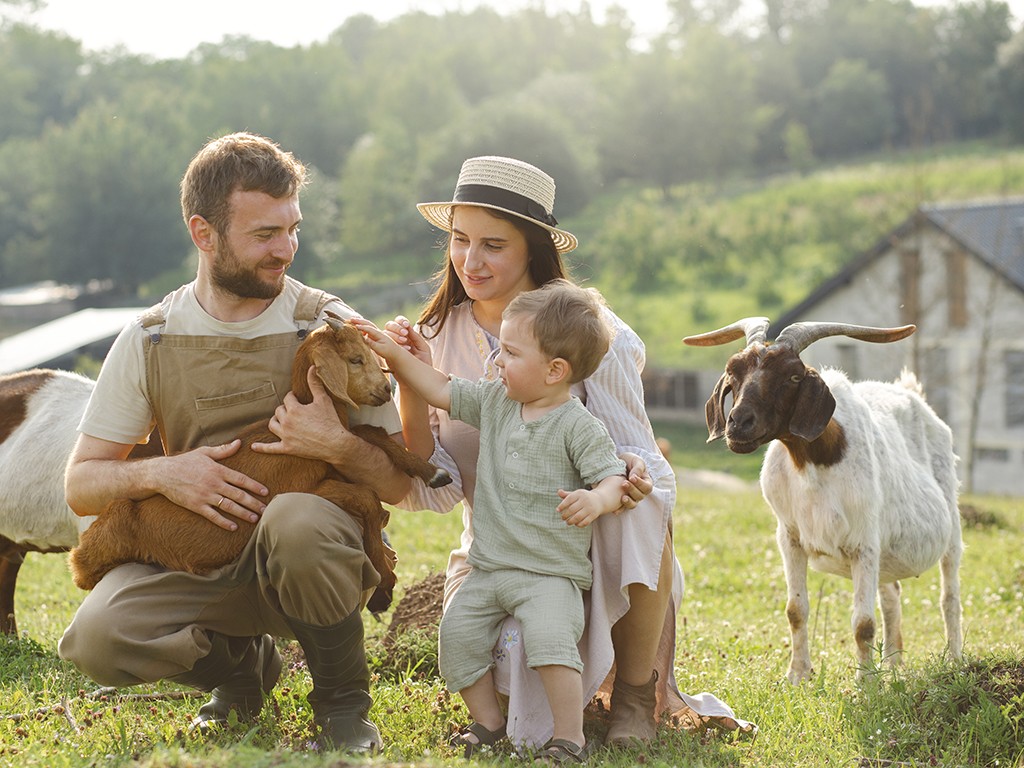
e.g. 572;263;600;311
311;348;358;410
788;370;835;441
705;374;730;442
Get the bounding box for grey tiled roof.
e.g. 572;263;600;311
773;196;1024;333
922;197;1024;291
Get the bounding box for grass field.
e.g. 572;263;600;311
1;477;1022;767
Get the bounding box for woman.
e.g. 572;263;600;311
393;156;751;751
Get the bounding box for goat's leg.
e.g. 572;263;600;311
849;548;880;679
778;525;813;684
0;539;25;635
939;534;963;660
877;581;903;667
351;424;452;488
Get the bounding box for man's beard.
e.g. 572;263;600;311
210;240;288;300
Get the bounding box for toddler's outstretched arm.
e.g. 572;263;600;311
352;318;452;412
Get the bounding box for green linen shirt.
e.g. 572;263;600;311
449;377;626;589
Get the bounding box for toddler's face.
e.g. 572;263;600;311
494;314;552;403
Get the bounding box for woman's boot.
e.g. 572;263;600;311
605;670;658;746
285;610;382;754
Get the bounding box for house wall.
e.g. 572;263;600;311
784;223;1024;496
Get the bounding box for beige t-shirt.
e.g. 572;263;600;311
80;276;401;446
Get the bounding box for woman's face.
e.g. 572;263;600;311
449;206;537;307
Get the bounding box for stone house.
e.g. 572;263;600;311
769;196;1024;496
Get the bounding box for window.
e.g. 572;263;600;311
1006;351;1024;428
921;346;950;423
681;372;700;410
900;248;920;326
946;249;968;328
642;370;702;412
975;447;1010;463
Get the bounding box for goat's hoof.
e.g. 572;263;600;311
428;468;452;488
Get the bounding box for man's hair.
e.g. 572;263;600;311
503;278;613;383
180;132;308;236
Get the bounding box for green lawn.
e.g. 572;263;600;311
2;481;1022;767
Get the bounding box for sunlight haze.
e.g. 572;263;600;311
18;0;1023;60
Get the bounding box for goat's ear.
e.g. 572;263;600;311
311;348;358;410
705;374;730;442
788;370;835;441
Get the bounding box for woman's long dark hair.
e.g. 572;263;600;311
417;207;571;338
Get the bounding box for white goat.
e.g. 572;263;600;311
684;318;963;683
0;369;97;635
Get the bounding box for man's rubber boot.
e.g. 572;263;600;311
286;610;382;754
170;633;282;732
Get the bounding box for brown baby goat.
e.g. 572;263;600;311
68;315;450;612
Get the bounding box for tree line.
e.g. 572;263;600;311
0;0;1022;299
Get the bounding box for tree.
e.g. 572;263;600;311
601;28;758;196
0;24;84;140
932;0;1013;140
337;126;422;262
786;0;938;149
809;59;893;157
32;102;189;293
0;137;47;286
994;28;1024;142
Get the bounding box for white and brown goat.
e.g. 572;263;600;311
0;369;99;635
69;316;449;613
684;318;962;682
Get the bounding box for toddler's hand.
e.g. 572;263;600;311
556;488;607;527
350;318;400;360
384;316;432;365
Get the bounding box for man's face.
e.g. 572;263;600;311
210;189;301;299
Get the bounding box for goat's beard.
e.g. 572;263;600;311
211;240;288;300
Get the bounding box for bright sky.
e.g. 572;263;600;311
12;0;1024;60
20;1;670;59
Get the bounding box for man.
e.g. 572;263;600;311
59;131;410;754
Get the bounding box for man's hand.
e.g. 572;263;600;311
159;440;269;531
64;433;268;531
251;365;347;463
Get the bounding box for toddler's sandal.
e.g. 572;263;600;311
533;737;590;764
449;721;507;757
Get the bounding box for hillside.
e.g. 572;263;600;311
323;142;1024;371
570;143;1024;369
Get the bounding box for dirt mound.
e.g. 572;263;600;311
383;571;445;647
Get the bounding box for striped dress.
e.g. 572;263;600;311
397;300;752;748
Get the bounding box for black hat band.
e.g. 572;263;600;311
453;184;559;228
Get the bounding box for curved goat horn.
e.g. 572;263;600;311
323;309;345;331
775;322;916;355
683;317;771;348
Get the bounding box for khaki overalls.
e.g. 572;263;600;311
58;288;382;686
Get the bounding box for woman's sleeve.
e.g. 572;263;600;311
583;315;677;512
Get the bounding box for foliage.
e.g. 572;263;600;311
1;490;1022;767
583;143;1024;367
0;2;1022;298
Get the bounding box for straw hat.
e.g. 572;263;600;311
417;156;578;254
